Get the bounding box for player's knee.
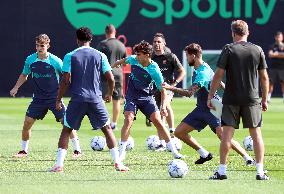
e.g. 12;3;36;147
215;128;223;140
174;129;184;139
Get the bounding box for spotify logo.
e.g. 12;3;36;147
62;0;131;35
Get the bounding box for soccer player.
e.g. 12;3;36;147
162;43;254;165
48;27;128;172
112;40;184;164
10;34;81;159
268;31;284;102
208;20;269;180
151;33;186;150
97;24;127;130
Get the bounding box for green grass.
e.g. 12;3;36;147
0;97;283;194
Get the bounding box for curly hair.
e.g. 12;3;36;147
133;40;153;55
76;27;93;42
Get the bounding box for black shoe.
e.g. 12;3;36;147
146;118;152;127
195;153;213;164
256;173;269;180
209;171;227;180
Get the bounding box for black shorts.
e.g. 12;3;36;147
221;104;262;129
102;74;123;100
268;69;284;84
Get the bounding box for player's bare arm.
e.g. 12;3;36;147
104;71;115;103
162;82;200;98
56;72;71;110
259;69;269;111
10;74;28;97
160;88;168;117
111;58;127;68
173;67;186;86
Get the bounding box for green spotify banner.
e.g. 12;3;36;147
0;0;283;96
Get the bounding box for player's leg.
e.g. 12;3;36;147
14;116;36;158
119;111;135;161
165;91;175;133
111;77;123;129
242;104;268;180
268;69;276;102
215;127;254;165
210;105;240;180
49;101;86;172
280;70;284;102
51;100;82;158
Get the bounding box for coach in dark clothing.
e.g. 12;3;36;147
208;20;269;180
97;24;127;130
268;31;284;102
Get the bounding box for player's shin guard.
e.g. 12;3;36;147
55;148;67;167
110;147;120;164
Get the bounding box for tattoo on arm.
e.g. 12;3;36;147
171;84;200;98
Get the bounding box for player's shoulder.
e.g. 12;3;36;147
247;42;264;53
25;53;37;64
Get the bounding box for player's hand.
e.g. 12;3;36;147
104;94;112;103
261;100;268;112
161;82;172;90
10;88;18;97
56;100;62;111
207;98;214;109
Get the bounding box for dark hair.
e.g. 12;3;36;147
133;40;153;55
231;20;249;36
275;31;283;36
105;24;116;34
153;32;166;45
76;27;93;42
184;43;202;58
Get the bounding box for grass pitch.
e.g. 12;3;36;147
0;97;283;194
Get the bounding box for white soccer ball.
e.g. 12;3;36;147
243;136;254;151
168;159;189;178
146;135;160;150
118;136;135;151
166;137;182;152
90;136;106;151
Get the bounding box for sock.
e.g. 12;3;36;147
110;147;120;164
197;147;209;158
21;140;29;153
268;93;271;101
218;164;227;175
119;141;127;161
166;140;179;155
71;137;81;153
256;163;264;175
160;140;166;147
243;154;253;162
55;148;67;167
169;128;175;133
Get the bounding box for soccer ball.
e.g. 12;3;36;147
90;136;106;151
168;159;189;178
146;135;160;150
118;136;135;151
243;136;254;151
166;137;182;152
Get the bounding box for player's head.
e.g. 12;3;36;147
76;27;93;44
105;24;116;38
133;40;153;64
153;33;166;53
35;34;50;55
231;20;249;40
184;43;202;67
274;31;283;43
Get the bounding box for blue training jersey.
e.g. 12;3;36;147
22;52;62;99
192;62;220;108
62;46;111;103
125;55;164;100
